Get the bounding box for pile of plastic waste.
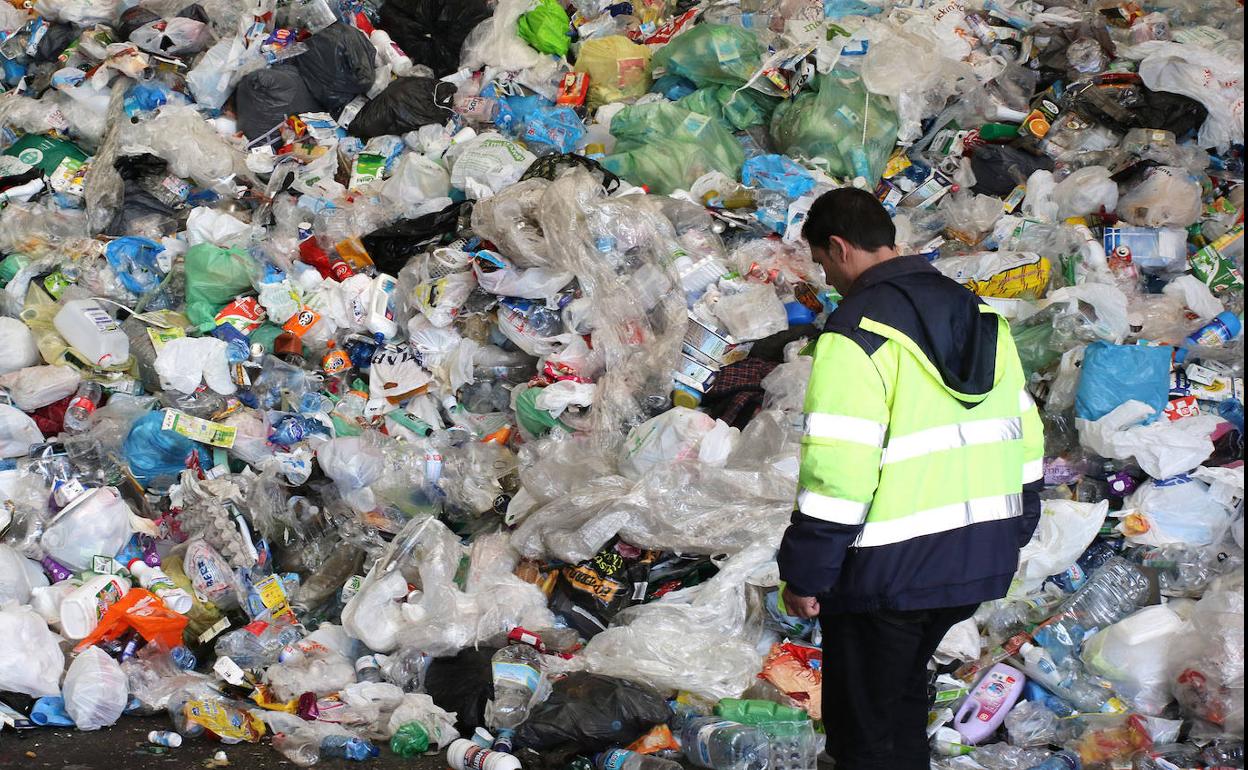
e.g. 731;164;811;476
0;0;1241;767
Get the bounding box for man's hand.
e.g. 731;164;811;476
782;587;820;619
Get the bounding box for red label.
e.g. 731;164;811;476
1164;396;1200;421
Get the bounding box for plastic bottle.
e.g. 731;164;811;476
485;644;547;743
391;721;432;757
714;699;809;724
355;654;385;683
369;29;414;77
320;735;380;761
1040;557;1152;645
1018;643;1123;714
1026;749;1081;770
128;559;193;614
596;748;683;770
367;274;399;339
148;730;184;747
53;299;130;367
59;573;132;640
679;717;770;770
953;663;1026;744
63;381;103;433
447;738;522;770
1173;311;1242;363
213;619;302;669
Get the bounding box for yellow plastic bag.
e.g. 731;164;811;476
573;35;653;108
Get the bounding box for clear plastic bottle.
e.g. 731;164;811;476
1027;750;1081;770
64;381;103;433
1040;557;1151;642
1019;643;1123;714
213;619;302;669
484;644;548;743
596;748;683;770
679;717;770;770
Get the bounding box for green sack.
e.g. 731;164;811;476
514;386;570;437
651;23;765;88
602;102;745;195
769;69;898;185
678;85;778;131
518;0;570;57
183;244;257;330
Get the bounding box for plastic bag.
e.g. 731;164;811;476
1078;400;1221;479
0;605;65;697
1005;700;1058;747
603;103;745;195
0;544;47;605
183;244;257;329
469;178;551;268
460;0;548;73
0;364;81;411
1167;570;1244;736
448;132;536;200
1052;166;1119;219
1010;500;1108;597
235;65;322;142
1082;605;1185;715
63;646;128;731
1134;41;1245;150
619;407;717;479
770;69;898;184
0;403;44;457
1117;166;1203;228
379;0;491;77
382;153;451;213
651;23;765;88
295;22;376;115
348;77;455;140
1075;341;1173;422
861;26;974;144
34;0;120;24
1119;476;1236;548
518;0;571;56
0;316;41;374
713;284;789;341
574;36;655;108
514;672;670;752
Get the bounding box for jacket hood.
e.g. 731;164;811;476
845;255;1001;406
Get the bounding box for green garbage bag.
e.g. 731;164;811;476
678;85;778;130
514;386;570;437
183;244;257;330
651;23;765;88
602;102;745;195
518;0;570;56
770;69;898;185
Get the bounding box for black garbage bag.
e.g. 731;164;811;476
32;23;76;64
347;76;455;140
105;153;180;237
1063;79;1208;138
235;65;322;142
361;201;469;273
424;647;496;735
294;21;376;116
970;144;1055;197
379;0;491;77
514;673;671;752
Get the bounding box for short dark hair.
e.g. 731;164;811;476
801;187;896;252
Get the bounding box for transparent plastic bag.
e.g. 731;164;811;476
63;646;128;730
712;283;789;341
1117;166;1203;228
0;605;64;697
1005;700;1058;747
1051;166;1119;219
1010;500;1108;597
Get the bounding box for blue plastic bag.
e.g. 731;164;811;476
105;236;165;295
521;106;587;153
742;154;816;198
123;411;211;487
1075;341;1173;423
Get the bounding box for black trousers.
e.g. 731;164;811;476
819;603;979;770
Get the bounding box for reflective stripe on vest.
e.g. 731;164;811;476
882;416;1022;465
854;492;1023;548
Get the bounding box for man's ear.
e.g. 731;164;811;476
828;236;849;263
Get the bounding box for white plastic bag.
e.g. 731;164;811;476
1082;605;1185;715
0;364;81;410
383;153;451;211
34;0;120;24
1052;166;1119;219
1163;274;1225;321
619;407;717;479
459;0;547;73
448;133;536;200
317;437;386;513
1078;401;1220;479
0;404;43;458
185;206;251;247
154;336;236;395
0;605;64;697
0;317;41;374
0;543;48;605
1135;41;1245;150
63;646;128;730
1117;166;1203;228
713;283;789;342
1043;283;1130;343
534;381;598;419
1010;499;1108;596
1119;476;1236;547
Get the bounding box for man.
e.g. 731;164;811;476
777;188;1043;770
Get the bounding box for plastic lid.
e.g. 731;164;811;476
672;389;701;409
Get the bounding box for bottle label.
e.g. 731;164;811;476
147;326;185;353
600;748;632;770
491;661;540;692
460;744;495;770
162;409;237;448
83;303;119;333
68;394;97;416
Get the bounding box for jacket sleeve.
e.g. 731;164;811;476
777;331;890;597
1018;386;1045;547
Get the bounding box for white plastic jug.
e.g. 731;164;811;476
40;486;134;572
59;573;131;640
53;299;130;367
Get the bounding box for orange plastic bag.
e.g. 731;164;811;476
75;588;188;651
760;642;823;720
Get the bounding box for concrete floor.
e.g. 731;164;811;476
0;713;454;769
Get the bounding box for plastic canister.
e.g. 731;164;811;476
447;738;522;770
367;274;399;339
59;574;132;640
953;663;1026;744
53;299;130;367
